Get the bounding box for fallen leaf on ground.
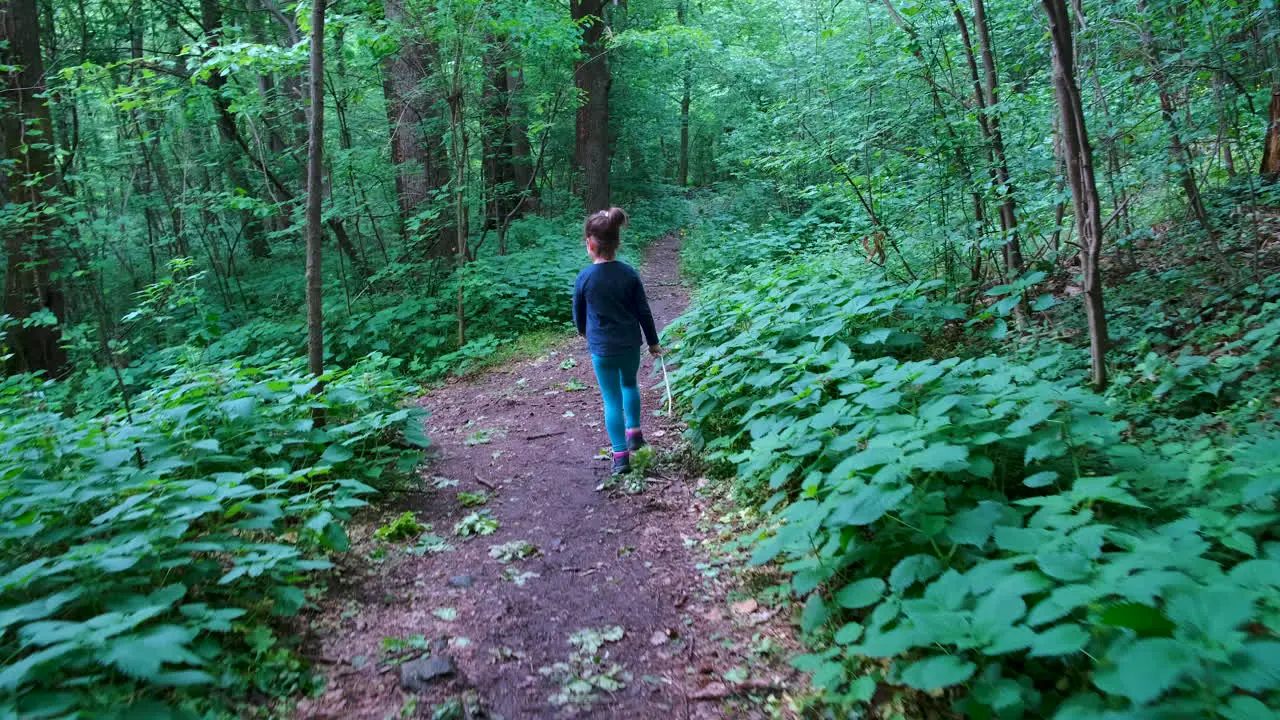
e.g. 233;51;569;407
731;599;758;615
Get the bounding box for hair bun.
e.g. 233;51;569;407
606;207;629;230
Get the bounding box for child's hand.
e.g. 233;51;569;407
649;345;666;357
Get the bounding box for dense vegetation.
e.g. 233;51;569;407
3;0;1280;716
666;1;1280;716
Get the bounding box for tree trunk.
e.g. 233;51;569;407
885;0;987;285
1136;1;1211;235
1262;90;1280;178
572;0;610;211
1;0;68;376
199;0;270;260
676;0;691;187
305;0;325;386
446;33;469;345
971;0;1024;277
382;0;453;257
483;52;518;233
1043;0;1108;390
507;67;536;216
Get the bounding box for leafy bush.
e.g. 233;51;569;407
193;197;690;382
0;353;428;716
671;231;1280;718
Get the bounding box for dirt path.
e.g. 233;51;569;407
298;234;798;719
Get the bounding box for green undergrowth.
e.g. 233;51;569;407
0;352;428;717
668;218;1280;718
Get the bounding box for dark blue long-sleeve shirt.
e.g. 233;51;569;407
573;261;659;357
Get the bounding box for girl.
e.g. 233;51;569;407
572;207;665;476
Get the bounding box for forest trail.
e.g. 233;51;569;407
298;234;798;719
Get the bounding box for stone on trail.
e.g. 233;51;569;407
399;655;457;692
448;575;474;588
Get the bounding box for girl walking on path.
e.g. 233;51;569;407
572;207;665;476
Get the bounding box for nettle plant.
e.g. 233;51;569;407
671;250;1280;717
0;353;428;716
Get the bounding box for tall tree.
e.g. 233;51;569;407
1261;10;1280;179
1;0;68;375
970;0;1024;278
382;0;452;257
506;67;536;216
1137;0;1211;236
571;0;610;211
305;0;325;384
482;49;519;234
1043;0;1108;390
676;0;692;188
199;0;270;259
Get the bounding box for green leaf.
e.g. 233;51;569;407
800;593;830;633
836;578;885;609
1027;584;1103;626
834;622;864;645
1029;624;1089;657
1023;471;1058;488
831;485;912;526
219;397;257;420
1097;603;1175;638
899;654;976;690
1165;586;1256;640
889;555;942;593
856;626;918;658
271;586;307;616
321;444;355;464
946;502;1002;547
909;443;969;472
1219;696;1276;720
858;328;892;344
1029;294;1059;312
190;438;220;452
1036;544;1093;582
101;625;202;678
811;660;845;690
1225;642;1280;693
983;625;1036;655
1092;638;1193;705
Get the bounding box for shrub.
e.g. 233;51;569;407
671;229;1280;717
0;353;428;717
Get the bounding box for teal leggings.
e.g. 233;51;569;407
591;350;642;453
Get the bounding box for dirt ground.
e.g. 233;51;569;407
295;234;801;719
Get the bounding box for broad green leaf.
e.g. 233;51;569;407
1023;471;1058;488
899;654;976;690
800;593;830;633
889;555;942;593
1097;602;1175;638
836;578;885;609
1165;587;1256;640
909;443;969;472
946;502;1003;547
1029;624;1089;657
320;444;355;464
830;485;912;526
834;622;864;645
1092;638;1193;705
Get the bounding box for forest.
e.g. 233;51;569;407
2;0;1280;716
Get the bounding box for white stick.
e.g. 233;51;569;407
659;355;673;415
